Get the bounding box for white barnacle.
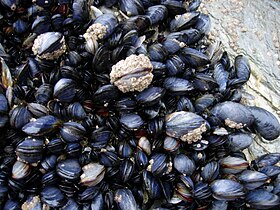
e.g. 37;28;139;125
110;54;153;93
225;118;245;129
180;122;208;144
83;23;108;41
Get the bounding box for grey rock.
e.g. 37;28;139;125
202;0;280;160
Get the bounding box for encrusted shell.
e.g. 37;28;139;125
110;54;153;93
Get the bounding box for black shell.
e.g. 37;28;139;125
249;106;280;140
210;101;254;128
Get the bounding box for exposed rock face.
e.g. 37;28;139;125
202;0;280;160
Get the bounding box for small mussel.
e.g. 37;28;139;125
110;54;153;93
114;188;139;210
211;179;245;201
16;137;44;164
80;163;105;187
135;87;165;107
165;111;209;143
32;32;67;60
60;122;86;143
12;160;31;180
56;159;81;181
83;14;118;41
226;132;253;152
220;156;249;174
41;186;66;207
53;78;76;103
120;113;144;131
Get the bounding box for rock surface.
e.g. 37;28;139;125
202;0;280;160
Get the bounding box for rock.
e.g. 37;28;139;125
202;0;280;160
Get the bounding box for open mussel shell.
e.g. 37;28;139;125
211;179;245;201
249;106;280;140
80;163;105;187
165;111;209;143
246;189;280;209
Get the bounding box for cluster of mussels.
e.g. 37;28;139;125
0;0;280;209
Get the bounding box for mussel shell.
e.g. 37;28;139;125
120;113;144;131
53;78;76;103
163;77;194;95
174;154;195;175
170;12;200;32
220;156;249;174
146;5;168;25
12;161;31;180
252;153;280;169
80;163;105;187
22;115;60;136
142;170;162;199
179;48;210;68
114;188;138;210
249;106;280;140
0;94;8;114
16;137;44;163
201;161;219;182
135;87;165;107
32;32;66;60
238;170;270;190
246;189;280;209
226;133;253;152
148;153;170;177
210;101;254;128
27;103;48;117
60;122;86;143
41;186;66;207
56;159;81;180
9;105;32;129
211;179;245;201
119;0;144;16
165;111;208;143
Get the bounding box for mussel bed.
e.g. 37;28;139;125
0;0;280;209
